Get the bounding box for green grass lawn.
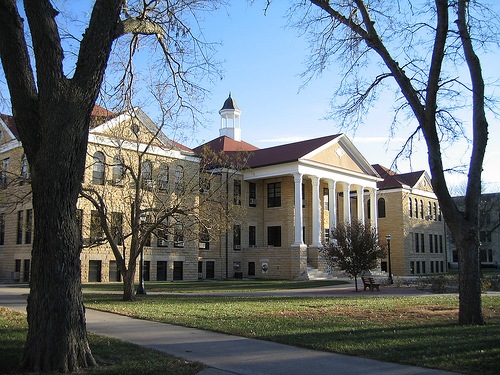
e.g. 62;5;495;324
0;306;204;375
85;293;500;375
82;279;348;293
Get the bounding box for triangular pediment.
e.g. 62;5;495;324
90;107;189;152
414;172;434;193
0;114;19;145
303;134;378;177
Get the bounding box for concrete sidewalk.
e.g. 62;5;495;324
0;286;458;375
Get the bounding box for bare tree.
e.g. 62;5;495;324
322;220;384;292
0;1;221;371
80;109;246;301
277;0;496;325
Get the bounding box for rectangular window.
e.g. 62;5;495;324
23;259;30;282
157;261;167;281
199;226;210;249
422;261;426;274
429;234;433;253
430;261;434;273
157;230;169;247
249;226;256;247
16;211;23;244
323;187;329;211
14;259;21;281
434;235;438;254
143;261;150;281
111;212;123;246
173;261;183;281
234;180;241;205
324;228;330;244
440;261;444;273
415;233;419;253
174;222;184;248
420;233;425;253
90;210;104;244
249;182;257;207
206;261;215;279
25;209;33;244
410;261;415;275
248;262;256;276
439;235;443;253
0;213;5;245
109;260;121;282
1;158;9;187
233;225;241;250
416;261;420;274
88;260;102;282
268;226;281;247
267;182;281;207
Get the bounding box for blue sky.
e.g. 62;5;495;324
187;2;500;192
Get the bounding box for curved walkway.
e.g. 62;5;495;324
0;284;466;375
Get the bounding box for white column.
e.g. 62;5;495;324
328;180;337;232
293;173;304;246
343;182;351;224
311;176;322;247
370;188;378;231
357;185;365;225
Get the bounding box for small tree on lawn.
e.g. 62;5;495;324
322;220;385;292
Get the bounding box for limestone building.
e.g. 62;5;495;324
0;107;202;283
1;94;449;283
372;164;447;276
195;94;382;280
448;193;500;269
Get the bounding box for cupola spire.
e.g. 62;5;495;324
219;92;242;141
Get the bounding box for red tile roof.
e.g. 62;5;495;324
372;164;425;189
193;136;259;154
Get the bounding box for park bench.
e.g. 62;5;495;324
361;276;381;292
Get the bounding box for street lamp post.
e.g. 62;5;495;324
386;234;393;284
137;247;146;295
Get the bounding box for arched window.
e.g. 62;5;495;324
112;155;124;185
377;198;386;218
175;165;184;192
414;199;418;218
367;199;371;219
92;151;105;185
409;198;413;217
20;155;30;184
433;202;437;221
428;202;432;219
420;200;424;219
159;163;169;190
142;160;152;181
141;160;153;190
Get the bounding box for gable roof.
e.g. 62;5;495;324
247;135;341;168
0;114;19;139
372;164;426;189
193;136;259;154
90;107;194;154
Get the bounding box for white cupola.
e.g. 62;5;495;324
219;93;242;141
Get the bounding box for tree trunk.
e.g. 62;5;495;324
122;265;137;302
354;277;359;292
453;225;484;325
21;110;96;372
